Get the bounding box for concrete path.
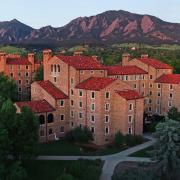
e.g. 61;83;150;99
37;134;156;180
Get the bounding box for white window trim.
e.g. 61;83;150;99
105;91;110;99
91;103;95;111
70;89;74;96
70;110;74;118
169;93;173;99
90;115;95;123
105;127;109;135
129;103;133;111
79;112;83;119
105;103;110;112
91;91;95;99
128;115;133;123
79;90;83;97
79;101;83;108
105;115;109;123
157;84;161;89
157;92;161;97
70;100;74;107
70;77;74;85
60;114;65;121
60;100;64;107
90;126;95;134
128;127;133;134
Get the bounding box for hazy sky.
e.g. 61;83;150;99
1;0;180;29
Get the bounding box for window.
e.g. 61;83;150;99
105;92;110;99
18;87;22;92
79;90;83;97
157;84;161;89
79;101;83;108
157;99;161;105
128;127;132;134
48;128;53;135
70;110;74;117
71;100;74;107
26;80;29;84
10;73;13;78
54;65;56;72
105;127;109;134
157;92;161;97
26;65;29;70
40;130;44;137
25;72;29;77
18;72;21;77
149;75;153;80
54;77;57;83
149;99;152;104
90;127;95;133
142;83;145;88
105;115;109;123
128;116;133;123
169;93;173;98
60;114;64;121
124;75;129;81
169;84;173;90
10;65;13;70
18;80;21;84
149;83;153;88
47;113;54;123
105;103;110;111
39;115;45;125
134;84;137;89
149;91;152;96
60;100;64;107
100;70;104;74
71;122;74;127
60;126;64;133
57;65;60;72
51;65;53;72
91;91;95;99
90;115;95;122
79;112;83;119
71;89;74;96
80;70;84;74
70;78;74;85
149;107;152;112
129;103;133;111
91;103;95;111
168;101;172;107
90;70;94;74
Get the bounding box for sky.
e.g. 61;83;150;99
0;0;180;29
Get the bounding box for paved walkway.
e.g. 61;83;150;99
37;134;156;180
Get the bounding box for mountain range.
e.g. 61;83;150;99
0;10;180;45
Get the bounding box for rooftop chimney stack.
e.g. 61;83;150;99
0;52;7;72
122;53;131;66
28;53;35;72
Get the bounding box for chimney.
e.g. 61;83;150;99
141;54;149;59
28;53;35;71
73;51;83;56
0;52;7;72
122;53;130;66
43;49;52;65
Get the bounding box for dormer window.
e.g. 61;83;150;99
90;70;94;74
26;65;29;70
105;92;110;99
80;70;84;74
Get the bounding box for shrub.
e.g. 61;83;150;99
66;127;93;143
114;131;125;147
57;173;75;180
125;135;144;147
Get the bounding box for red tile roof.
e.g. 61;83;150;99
6;58;32;65
155;74;180;84
37;81;68;100
16;100;55;113
76;77;116;91
138;58;173;69
116;90;144;100
106;65;147;75
57;55;105;70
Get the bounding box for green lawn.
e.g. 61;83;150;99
129;146;154;157
24;160;102;180
38;140;126;156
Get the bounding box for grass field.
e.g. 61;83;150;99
24;160;102;180
129;146;154;157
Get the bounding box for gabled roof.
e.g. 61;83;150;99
6;58;32;65
116;90;144;100
137;58;173;69
16;100;55;113
76;77;116;91
56;55;105;70
37;81;68;100
106;65;147;75
155;74;180;84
